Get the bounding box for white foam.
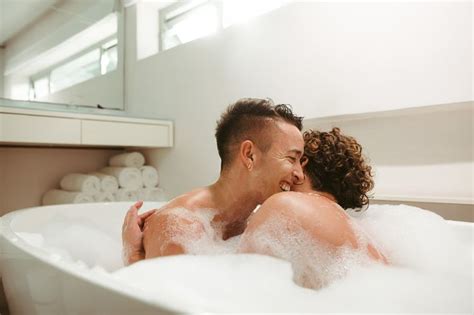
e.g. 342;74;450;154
112;204;472;312
112;253;472;313
113;254;311;313
18;203;472;313
150;207;241;255
34;214;123;271
348;204;473;274
238;210;373;288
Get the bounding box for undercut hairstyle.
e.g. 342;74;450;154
303;127;374;210
215;98;303;169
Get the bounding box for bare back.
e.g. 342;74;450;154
239;191;388;288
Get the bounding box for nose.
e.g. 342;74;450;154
292;163;305;185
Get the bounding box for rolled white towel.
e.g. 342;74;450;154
109;152;145;168
140;166;159;188
100;167;142;190
60;174;100;194
93;192;116;202
115;188;139;202
42;190;94;205
138;187;166;201
89;172;119;193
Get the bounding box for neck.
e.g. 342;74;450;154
208;170;260;236
309;190;337;203
295;180;337;203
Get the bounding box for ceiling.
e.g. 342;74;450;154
0;0;178;47
0;0;62;46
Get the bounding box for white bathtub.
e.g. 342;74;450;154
0;202;179;315
0;202;472;314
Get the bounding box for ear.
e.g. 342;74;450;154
301;156;309;168
239;140;255;170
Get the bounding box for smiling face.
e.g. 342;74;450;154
250;120;305;203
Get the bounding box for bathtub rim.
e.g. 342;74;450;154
0;202;183;314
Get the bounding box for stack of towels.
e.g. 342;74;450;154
42;152;165;205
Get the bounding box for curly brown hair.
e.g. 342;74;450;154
303;127;374;210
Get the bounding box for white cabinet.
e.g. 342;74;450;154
0;107;173;148
82;120;172;147
0;113;81;145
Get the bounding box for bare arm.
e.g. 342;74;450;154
143;208;207;258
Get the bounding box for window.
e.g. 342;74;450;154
50;49;101;94
160;0;221;51
101;38;119;75
30;38;118;99
159;0;287;52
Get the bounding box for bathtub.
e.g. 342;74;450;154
0;202;178;315
0;202;472;314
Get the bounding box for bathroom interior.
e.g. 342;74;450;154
0;0;472;314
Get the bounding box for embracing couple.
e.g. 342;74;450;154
122;98;387;289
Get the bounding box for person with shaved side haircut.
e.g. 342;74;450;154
122;98;305;264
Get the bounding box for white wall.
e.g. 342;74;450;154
0;48;4;97
135;1;160;60
3;74;29;100
125;1;472;199
305;102;473;203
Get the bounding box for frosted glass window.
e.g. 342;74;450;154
50;49;101;93
159;0;288;51
101;39;118;75
161;0;219;51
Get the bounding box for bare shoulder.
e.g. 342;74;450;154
260;192;317;212
262;191;303;204
158;187;213;212
251;192;353;246
260;192;341;215
143;187;214;236
248;192;313;227
143;193;210;257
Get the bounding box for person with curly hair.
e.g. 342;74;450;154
238;127;388;289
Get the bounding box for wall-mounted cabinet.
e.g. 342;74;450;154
81;120;171;147
0;107;173;148
0;113;81;145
